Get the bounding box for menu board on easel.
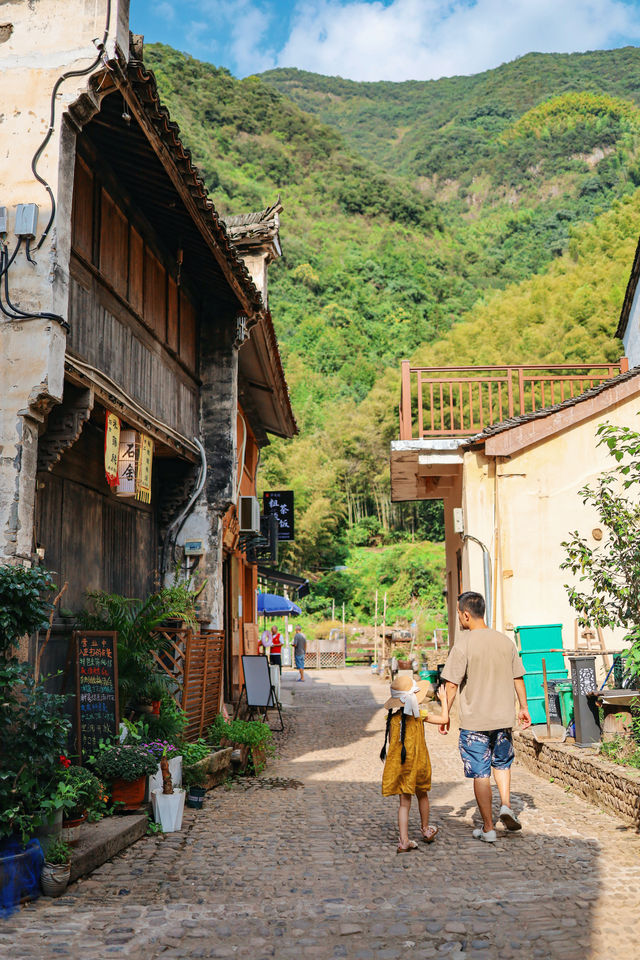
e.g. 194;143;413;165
75;631;119;762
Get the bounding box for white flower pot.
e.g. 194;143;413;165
151;788;186;832
148;755;182;795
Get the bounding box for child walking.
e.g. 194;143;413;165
380;674;449;852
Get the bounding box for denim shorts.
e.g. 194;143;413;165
295;654;305;669
459;729;514;779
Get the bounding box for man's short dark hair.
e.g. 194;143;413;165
457;591;485;619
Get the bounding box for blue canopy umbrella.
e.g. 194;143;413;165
257;592;302;616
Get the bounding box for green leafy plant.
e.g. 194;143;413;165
182;764;207;789
179;739;212;765
90;744;158;783
561;422;640;683
44;837;72;866
0;563;55;651
79;587;198;712
62;766;104;819
145;693;188;742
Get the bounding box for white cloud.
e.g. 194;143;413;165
157;1;176;22
184;0;278;74
275;0;640;81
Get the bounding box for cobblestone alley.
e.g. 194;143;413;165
6;668;640;960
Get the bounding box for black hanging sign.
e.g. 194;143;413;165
75;631;119;762
263;490;295;542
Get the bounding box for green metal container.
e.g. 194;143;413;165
515;624;568;725
556;681;575;727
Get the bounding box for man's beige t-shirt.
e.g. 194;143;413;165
441;628;525;731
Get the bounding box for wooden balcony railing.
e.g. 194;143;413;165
398;359;629;441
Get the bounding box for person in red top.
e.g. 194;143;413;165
269;625;282;673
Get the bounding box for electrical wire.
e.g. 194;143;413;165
31;0;112;251
0;242;70;331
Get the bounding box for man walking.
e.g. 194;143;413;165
293;623;307;682
440;591;531;842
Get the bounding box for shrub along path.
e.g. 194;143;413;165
6;668;640;959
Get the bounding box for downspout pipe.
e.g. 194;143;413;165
463;534;492;629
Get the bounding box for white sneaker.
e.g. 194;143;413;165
499;805;522;831
472;828;497;842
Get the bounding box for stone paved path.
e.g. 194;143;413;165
6;668;640;959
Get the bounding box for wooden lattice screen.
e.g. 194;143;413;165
152;626;225;741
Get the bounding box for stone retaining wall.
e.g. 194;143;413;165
514;730;640;826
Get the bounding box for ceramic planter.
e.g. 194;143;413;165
61;811;87;844
151;789;185;832
148;755;182;795
111;775;146;810
186;786;206;809
41;860;71;898
33;809;63;857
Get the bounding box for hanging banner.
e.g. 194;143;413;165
116;430;137;497
136;433;153;504
104;412;121;487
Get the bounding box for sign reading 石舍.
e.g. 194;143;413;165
75;631;119;763
263;490;295;542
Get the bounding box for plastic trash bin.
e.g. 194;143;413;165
556;681;574;727
419;669;439;683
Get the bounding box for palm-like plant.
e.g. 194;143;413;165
79;585;198;713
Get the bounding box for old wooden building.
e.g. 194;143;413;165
0;0;296;722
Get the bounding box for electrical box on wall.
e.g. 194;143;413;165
239;495;260;533
183;540;205;556
453;508;464;535
0;207;8;234
15;203;39;238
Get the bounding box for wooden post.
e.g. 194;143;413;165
400;361;412;439
382;592;387;666
542;658;551;740
374;589;379;667
342;602;346;659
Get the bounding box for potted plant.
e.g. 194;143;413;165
150;747;185;831
219;719;275;775
0;565;71;871
90;744;158;810
145;740;183;794
60;766;104;842
40;838;72;898
183;764;207;809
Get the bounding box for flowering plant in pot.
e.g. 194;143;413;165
40;837;72;898
90;744;158;810
60;767;104;840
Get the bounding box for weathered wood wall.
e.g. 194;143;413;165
68;154;199;440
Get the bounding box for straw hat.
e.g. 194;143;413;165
384;674;431;710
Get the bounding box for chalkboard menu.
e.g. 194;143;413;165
75;631;119;762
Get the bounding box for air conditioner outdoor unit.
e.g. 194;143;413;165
239;495;261;533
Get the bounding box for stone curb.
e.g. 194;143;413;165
514;728;640;826
69;813;148;883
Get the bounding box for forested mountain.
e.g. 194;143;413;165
146;43;640;615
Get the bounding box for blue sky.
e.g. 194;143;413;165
130;0;640;82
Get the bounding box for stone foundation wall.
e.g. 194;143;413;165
514;730;640;826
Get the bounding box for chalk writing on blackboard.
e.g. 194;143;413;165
75;631;119;762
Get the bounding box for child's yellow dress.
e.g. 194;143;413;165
382;712;432;796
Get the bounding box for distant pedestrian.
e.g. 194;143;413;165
380;675;449;852
259;626;272;656
440;591;531;843
293;624;307;681
269;625;282;674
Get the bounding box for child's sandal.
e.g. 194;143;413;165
421;826;438;843
396;840;419;853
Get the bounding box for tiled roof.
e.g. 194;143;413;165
464;365;640;446
224;200;282;230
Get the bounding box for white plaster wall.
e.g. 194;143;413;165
462;396;638;664
623;282;640;368
0;0;128;559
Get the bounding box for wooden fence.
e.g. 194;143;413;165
399;359;628;440
152;625;225;740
